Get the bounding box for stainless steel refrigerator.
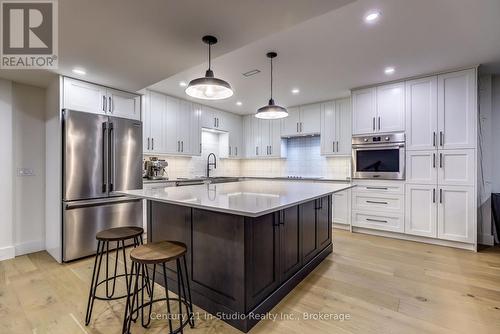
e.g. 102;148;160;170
62;109;143;261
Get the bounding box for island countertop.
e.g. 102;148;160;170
120;180;353;217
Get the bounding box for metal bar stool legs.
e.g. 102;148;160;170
85;226;144;326
122;241;194;334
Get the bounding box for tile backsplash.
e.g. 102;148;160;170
145;133;351;180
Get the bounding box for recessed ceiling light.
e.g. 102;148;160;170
179;81;187;87
72;68;86;75
364;11;381;23
236;101;242;106
384;67;395;75
291;88;300;94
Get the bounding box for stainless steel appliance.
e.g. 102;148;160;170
62;109;143;261
352;132;405;180
144;157;168;180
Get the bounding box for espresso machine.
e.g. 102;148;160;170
144;157;168;180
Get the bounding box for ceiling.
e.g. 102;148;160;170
149;0;500;115
0;0;352;90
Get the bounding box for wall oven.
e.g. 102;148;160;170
352;132;405;180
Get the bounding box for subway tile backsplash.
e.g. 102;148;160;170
145;133;351;180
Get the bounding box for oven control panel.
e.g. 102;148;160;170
352;132;405;145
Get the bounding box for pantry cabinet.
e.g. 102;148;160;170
320;98;351;156
281;104;321;137
63;77;140;120
405;184;437;238
351;82;404;135
437;185;475;243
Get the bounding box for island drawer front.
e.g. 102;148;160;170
353;193;404;213
352;210;404;233
352;181;405;195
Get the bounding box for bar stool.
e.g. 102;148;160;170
85;226;145;326
122;241;194;334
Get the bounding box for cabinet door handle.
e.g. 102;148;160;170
439;153;443;168
181;141;184;152
366;218;387;223
433;153;436;168
214;118;217;127
256;146;258;156
102;96;106;112
336;141;339;152
296;122;299;133
433;188;436;203
439;131;444;146
200;143;202;154
332;141;335;152
366;186;388;190
366;200;388;205
372;117;375;131
235;147;237;156
177;141;180;152
147;137;150;150
300;122;303;132
378;117;381;130
151;138;154;150
433;132;436;147
229;146;231;156
108;97;112;112
439;188;443;203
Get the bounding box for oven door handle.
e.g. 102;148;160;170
352;144;405;150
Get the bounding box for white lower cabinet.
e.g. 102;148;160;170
405;184;437;237
352;210;404;233
333;188;351;226
437;185;475;243
405;184;475;243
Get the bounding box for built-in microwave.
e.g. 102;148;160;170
352;132;405;180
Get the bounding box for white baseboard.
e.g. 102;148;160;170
0;246;15;261
15;239;45;256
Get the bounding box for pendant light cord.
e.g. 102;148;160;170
270;57;273;100
208;43;211;70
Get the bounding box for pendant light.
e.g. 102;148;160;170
185;35;233;100
256;52;288;119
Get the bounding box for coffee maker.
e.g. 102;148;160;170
144;157;168;180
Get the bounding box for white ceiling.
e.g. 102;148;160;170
149;0;500;115
0;0;352;90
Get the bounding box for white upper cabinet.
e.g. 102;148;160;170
405;76;438;150
281;107;301;136
107;88;141;120
190;103;202;155
144;91;166;153
226;112;242;158
63;78;107;114
320;98;351;156
376;82;405;133
281;104;320;137
63;77;141;120
299;103;321;134
201;105;227;131
165;96;179;153
437;69;476;149
243;115;284;158
437;185;475;243
352;87;377;135
352;83;405;135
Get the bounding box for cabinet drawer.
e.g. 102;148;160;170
353;193;404;213
352;210;404;233
352;181;404;195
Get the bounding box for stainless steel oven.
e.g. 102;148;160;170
352;132;405;180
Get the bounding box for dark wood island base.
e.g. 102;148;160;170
147;195;332;332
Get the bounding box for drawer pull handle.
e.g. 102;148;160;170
366;186;388;190
366;200;388;205
366;218;388;223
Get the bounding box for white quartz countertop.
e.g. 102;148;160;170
120;180;353;217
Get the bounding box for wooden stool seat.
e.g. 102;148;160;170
130;241;187;264
96;226;143;241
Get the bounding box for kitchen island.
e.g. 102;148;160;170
121;180;352;332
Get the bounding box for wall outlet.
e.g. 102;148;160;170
17;168;35;176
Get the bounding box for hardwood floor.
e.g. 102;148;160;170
1;230;499;334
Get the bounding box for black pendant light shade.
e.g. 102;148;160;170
186;35;234;100
256;52;288;119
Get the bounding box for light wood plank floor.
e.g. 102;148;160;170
1;230;500;334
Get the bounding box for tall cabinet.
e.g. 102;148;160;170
320;97;351;156
405;69;476;244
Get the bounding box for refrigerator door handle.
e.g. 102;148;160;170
65;197;140;209
102;122;108;193
109;122;115;192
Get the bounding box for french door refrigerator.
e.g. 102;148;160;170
62;109;143;261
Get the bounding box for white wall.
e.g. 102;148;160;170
491;75;500;192
0;79;14;261
12;83;46;255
